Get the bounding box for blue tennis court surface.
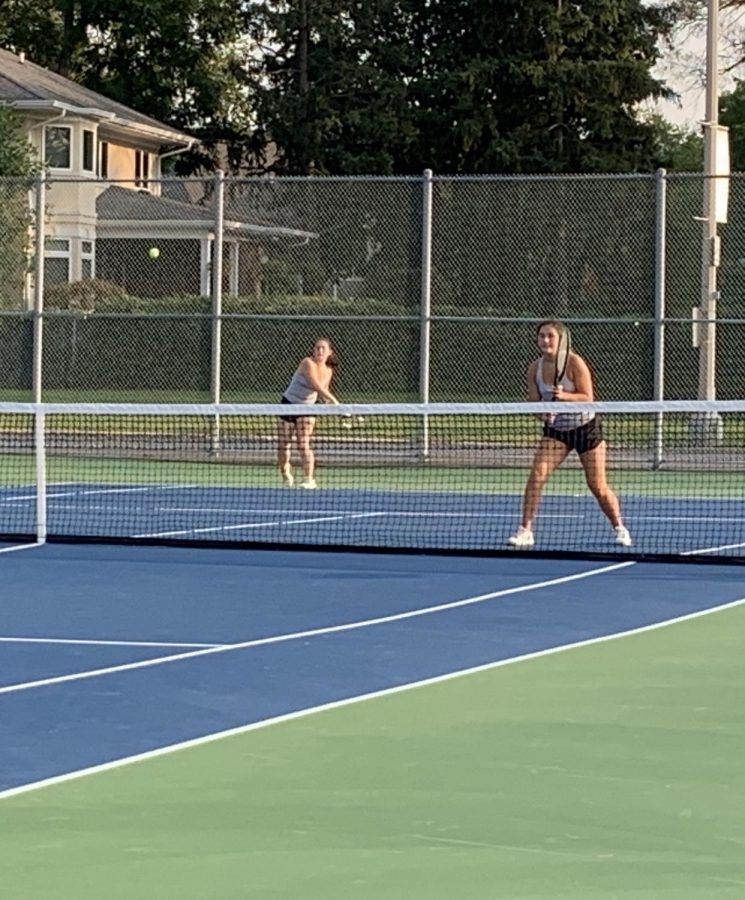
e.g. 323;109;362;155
3;482;745;556
2;540;744;795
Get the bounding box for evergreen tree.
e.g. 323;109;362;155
249;0;420;174
720;82;745;172
2;0;682;175
251;0;679;175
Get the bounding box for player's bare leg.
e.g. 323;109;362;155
277;420;294;486
296;417;317;488
580;442;632;545
508;438;568;546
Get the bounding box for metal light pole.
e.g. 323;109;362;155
695;0;724;442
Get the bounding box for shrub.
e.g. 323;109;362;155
44;279;131;312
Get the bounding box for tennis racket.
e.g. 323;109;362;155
548;327;571;424
553;326;571;395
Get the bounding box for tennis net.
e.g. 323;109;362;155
1;401;744;562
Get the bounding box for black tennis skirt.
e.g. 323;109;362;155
279;395;317;424
543;416;604;454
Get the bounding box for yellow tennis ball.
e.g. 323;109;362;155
148;246;160;260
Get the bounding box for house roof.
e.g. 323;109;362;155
97;186;319;242
163;180;317;235
98;185;214;223
0;47;192;148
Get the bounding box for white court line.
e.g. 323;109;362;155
683;540;745;556
1;486;162;503
73;485;190;498
0;542;41;555
136;511;386;539
3;586;744;802
134;511;587;537
0;559;634;696
35;505;578;522
1;485;189;503
0;636;224;649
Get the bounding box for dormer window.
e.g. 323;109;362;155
45;125;72;169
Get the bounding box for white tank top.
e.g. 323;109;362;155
283;366;318;404
536;357;594;431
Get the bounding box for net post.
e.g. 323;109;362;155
419;169;433;460
210;169;225;454
652;168;667;469
34;406;47;544
32;174;47;543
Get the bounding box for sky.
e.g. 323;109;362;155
650;4;745;129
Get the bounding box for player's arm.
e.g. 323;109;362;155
299;358;340;404
554;354;594;402
526;361;546;420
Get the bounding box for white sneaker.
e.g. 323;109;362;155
615;525;632;547
508;526;535;547
280;467;294;487
299;478;317;490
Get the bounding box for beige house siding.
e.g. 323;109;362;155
104;142;160;190
1;49;316;308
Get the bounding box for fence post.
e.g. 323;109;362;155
419;169;433;459
32;173;47;542
653;168;667;468
211;170;225;451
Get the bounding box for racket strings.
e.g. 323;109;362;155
554;328;572;387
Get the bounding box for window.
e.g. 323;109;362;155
45;126;71;168
81;240;95;280
82;130;94;172
44;238;70;288
99;141;109;177
45;239;70;253
135;150;150;188
44;259;70;289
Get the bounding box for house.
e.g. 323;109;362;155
0;47;316;304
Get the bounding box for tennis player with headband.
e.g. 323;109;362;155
278;337;341;489
508;320;632;548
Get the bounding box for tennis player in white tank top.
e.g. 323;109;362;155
277;337;340;489
508;320;632;548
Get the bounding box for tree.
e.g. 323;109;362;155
408;0;680;174
0;106;42;177
0;107;41;308
1;0;685;175
250;0;679;175
643;113;704;170
0;0;256;172
248;0;420;174
719;82;745;170
652;0;744;122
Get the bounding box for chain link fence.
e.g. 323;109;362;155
0;171;742;404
